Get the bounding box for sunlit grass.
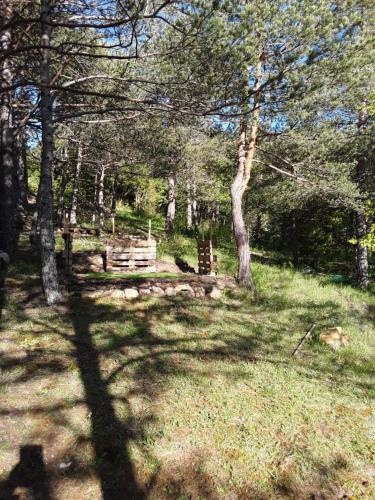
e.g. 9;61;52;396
1;239;375;498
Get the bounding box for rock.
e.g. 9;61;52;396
151;286;165;297
175;284;195;297
208;287;222;299
319;327;348;350
111;289;125;299
85;289;110;298
165;286;176;296
124;288;139;300
194;286;206;298
139;288;151;296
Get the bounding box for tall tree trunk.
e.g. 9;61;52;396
39;0;61;304
0;0;16;259
14;128;28;216
70;141;83;225
166;174;175;236
354;110;369;289
230;61;261;289
192;181;198;227
98;165;105;237
92;171;98;223
57;172;67;228
56;142;68;227
186;180;192;230
355;210;369;289
30;182;41;253
111;167;119;217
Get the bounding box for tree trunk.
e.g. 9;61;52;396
39;0;61;304
111;167;119;217
355;211;369;289
98;165;105;237
192;181;198;227
92;171;97;223
0;0;16;259
354;110;369;289
230;61;261;289
14;128;28;216
29;182;41;253
56;142;68;227
70;141;83;225
186;180;192;230
166;174;175;236
231;145;254;288
230;116;255;288
57;172;67;228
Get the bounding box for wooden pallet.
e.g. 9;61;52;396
106;238;156;273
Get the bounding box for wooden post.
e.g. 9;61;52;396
111;215;115;236
148;219;152;240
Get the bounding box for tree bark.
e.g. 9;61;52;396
92;171;97;223
98;165;105;236
56;142;68;227
29;182;41;253
70;141;83;225
355;210;369;289
166;173;175;236
192;181;198;227
186;180;192;230
354;110;369;289
111;167;119;217
14;128;28;216
39;0;61;304
0;0;16;259
230;61;261;289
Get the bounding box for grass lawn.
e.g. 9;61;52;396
0;237;374;499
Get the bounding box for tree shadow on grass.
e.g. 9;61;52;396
1;278;375;498
68;294;145;499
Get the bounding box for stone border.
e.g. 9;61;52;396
74;277;235;300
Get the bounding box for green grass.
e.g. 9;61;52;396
1;233;375;498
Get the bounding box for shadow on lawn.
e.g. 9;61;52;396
0;445;52;500
0;275;374;498
68;294;145;499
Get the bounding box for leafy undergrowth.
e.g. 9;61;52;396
0;244;375;499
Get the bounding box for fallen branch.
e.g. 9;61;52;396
292;323;315;356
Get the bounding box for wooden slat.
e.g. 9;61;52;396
112;252;156;259
107;241;156;250
109;259;156;267
108;265;156;273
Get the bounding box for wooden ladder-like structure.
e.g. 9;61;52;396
197;240;217;275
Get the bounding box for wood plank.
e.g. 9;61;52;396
112;252;156;259
109;259;156;267
108;266;156;273
108;241;156;249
